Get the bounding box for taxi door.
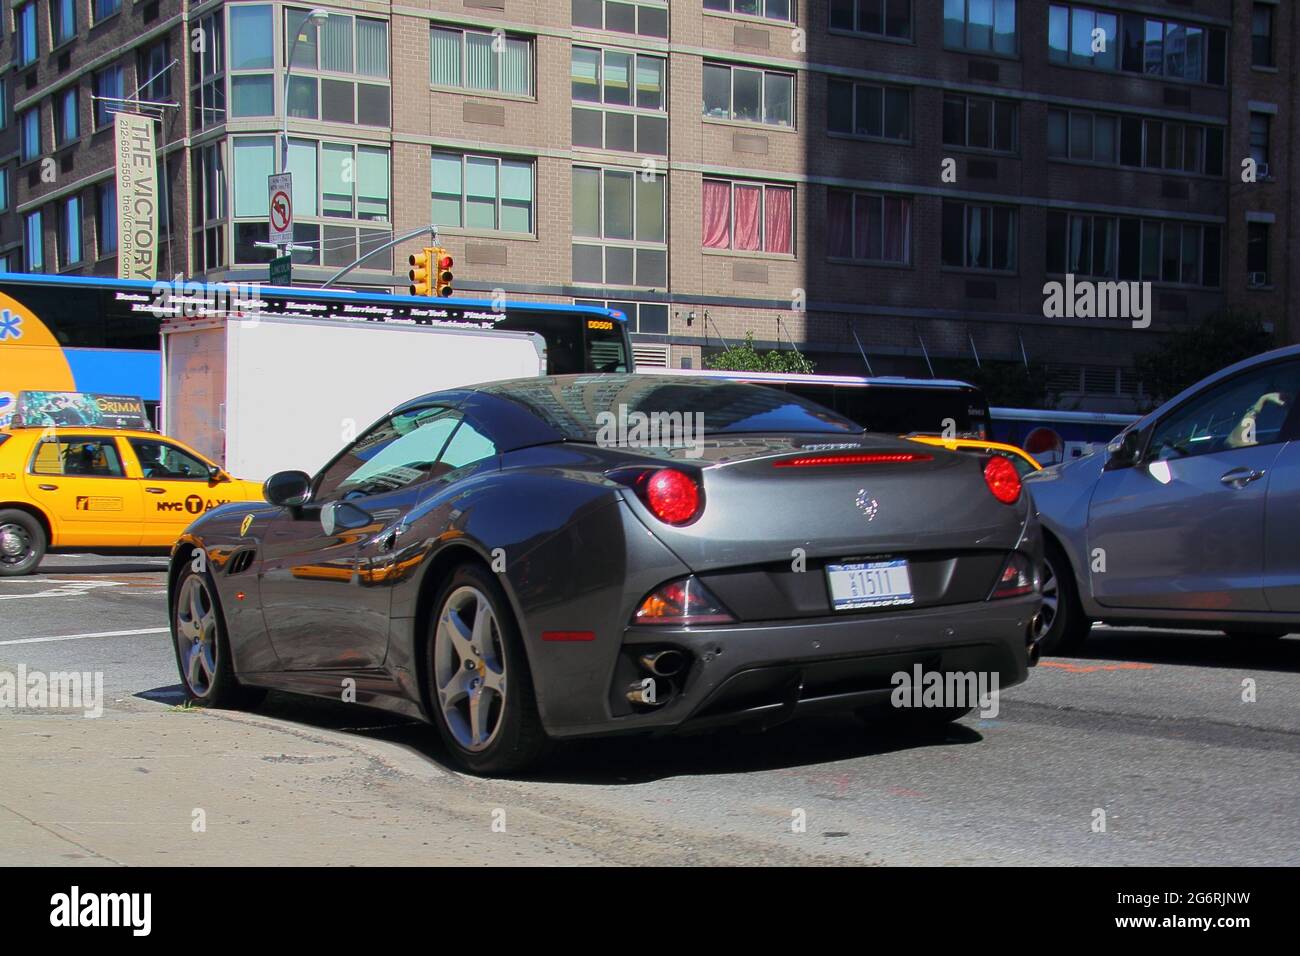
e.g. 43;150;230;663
23;433;143;547
119;436;236;546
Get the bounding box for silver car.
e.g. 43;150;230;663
1026;345;1300;653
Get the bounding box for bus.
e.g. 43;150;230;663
0;272;633;426
989;406;1140;466
651;368;992;438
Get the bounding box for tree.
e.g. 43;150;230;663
706;332;816;374
939;359;1053;408
1135;309;1275;405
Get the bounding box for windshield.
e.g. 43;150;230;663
483;375;863;441
493;311;630;374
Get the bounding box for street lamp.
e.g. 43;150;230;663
281;7;329;171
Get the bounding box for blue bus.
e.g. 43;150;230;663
0;272;633;426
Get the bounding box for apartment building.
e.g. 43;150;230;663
1;1;1293;411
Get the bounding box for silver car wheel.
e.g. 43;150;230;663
176;574;220;697
434;585;507;753
0;522;32;566
1035;558;1059;642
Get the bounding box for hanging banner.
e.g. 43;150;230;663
114;112;158;281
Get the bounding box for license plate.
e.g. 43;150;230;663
825;559;915;611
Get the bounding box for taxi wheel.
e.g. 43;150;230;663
0;510;45;577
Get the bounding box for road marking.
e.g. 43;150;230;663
0;580;121;600
1039;660;1155;674
0;626;170;647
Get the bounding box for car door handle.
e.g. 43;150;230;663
37;483;58;491
145;487;166;494
374;523;408;552
1220;467;1265;487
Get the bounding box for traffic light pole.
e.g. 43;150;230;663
319;224;439;289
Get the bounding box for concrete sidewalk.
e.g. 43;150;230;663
0;703;845;866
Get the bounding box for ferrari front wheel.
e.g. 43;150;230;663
172;565;264;708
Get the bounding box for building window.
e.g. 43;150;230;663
1247;222;1270;286
941;201;1016;271
431;152;535;234
703;0;792;22
93;67;124;130
943;94;1016;151
702;179;794;254
572;165;667;288
229;4;274;118
25;211;43;271
430;25;532;95
190;13;225;130
830;0;911;39
137;39;172;102
943;0;1016;55
16;4;38;68
1046;212;1116;277
827;190;909;263
1046;108;1116;164
19;108;40;164
828;79;909;141
93;0;121;23
0;78;8;130
0;168;9;212
1112;217;1219;286
1252;4;1274;67
49;0;75;46
703;63;793;127
59;195;82;267
572;0;668;37
1249;113;1271;173
191;143;226;272
571;47;666;155
284;11;390;126
1047;4;1117;70
1049;109;1222;176
96;180;118;256
54;86;78;147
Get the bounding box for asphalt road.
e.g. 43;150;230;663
2;554;1298;865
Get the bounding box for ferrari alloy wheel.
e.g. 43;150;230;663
176;572;221;698
171;565;264;708
428;564;550;775
0;510;45;577
434;585;508;752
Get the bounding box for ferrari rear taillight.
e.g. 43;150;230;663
633;576;734;626
990;553;1035;599
983;455;1022;504
608;467;704;525
774;452;933;468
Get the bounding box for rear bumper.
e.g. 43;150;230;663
548;593;1039;738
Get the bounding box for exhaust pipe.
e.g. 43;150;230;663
639;649;687;678
626;677;675;707
1026;613;1043;667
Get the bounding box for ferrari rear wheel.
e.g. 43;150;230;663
172;565;264;708
0;510;45;577
428;564;549;775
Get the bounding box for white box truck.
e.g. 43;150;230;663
160;313;545;482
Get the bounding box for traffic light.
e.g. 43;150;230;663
408;247;435;296
434;249;454;298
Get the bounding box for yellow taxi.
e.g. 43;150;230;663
0;392;262;576
906;435;1042;475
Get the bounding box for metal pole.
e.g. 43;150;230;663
320;224;439;288
849;322;874;376
281;9;328;259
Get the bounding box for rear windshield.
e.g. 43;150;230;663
484;376;862;440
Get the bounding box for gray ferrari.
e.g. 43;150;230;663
168;374;1042;774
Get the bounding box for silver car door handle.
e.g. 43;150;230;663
1220;467;1265;487
374;523;408;552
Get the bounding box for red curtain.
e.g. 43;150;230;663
764;186;793;254
734;185;761;250
701;180;731;249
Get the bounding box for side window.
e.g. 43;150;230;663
31;438;125;477
437;419;498;475
1148;361;1300;461
314;406;460;500
129;438;209;479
